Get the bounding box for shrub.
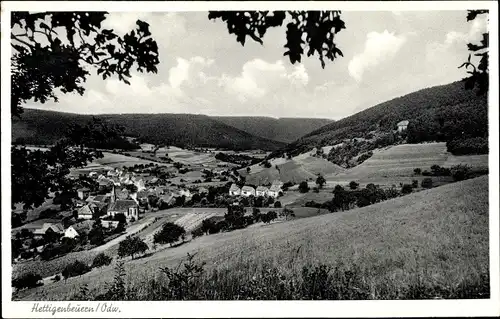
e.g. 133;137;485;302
401;184;413;194
421;178;433;188
12;273;42;290
422;170;432;176
413;168;422;175
451;164;471;181
191;227;204;238
274;201;282;208
62;260;91;280
92;253;112;268
349;181;359;190
384;187;400;199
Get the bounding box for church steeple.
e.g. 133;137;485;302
111;184;117;203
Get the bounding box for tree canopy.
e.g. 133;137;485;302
459;10;489;96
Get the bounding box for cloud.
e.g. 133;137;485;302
348;30;407;82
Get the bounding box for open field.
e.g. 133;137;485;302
13;175;489;300
325;142;488;187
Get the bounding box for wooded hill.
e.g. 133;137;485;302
213;116;333;143
12;110;287;151
276;81;488;158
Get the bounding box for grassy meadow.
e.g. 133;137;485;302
13;175;489;300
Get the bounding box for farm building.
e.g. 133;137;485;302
198;187;209;194
229;183;241;196
33;223;64;238
77;205;95;220
101;220;120;229
397;120;409;132
107;200;140;221
76;187;91;200
241;186;256;197
256;186;268;197
64;220;93;238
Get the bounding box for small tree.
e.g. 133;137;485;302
280;207;295;221
92;253;112;268
118;236;148;259
413;168;422;175
274;201;282;208
298;181;310;193
421;178;433;189
153;222;186;247
349;181;359;190
315;175;326;189
451;164;471;181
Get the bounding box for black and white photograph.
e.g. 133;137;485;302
1;1;499;318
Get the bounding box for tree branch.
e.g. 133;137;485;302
11;33;35;50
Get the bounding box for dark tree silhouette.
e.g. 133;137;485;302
208;11;345;68
11;12;159;209
11;11;159;117
459;10;489;96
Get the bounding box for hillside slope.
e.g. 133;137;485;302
282;81;488;156
15;175;489;300
213;116;333;143
12;109;287;151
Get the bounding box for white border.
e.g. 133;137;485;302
1;1;499;318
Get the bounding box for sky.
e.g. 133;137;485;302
24;10;488;120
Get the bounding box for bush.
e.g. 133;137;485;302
274;201;282;208
412;180;419;188
413;168;422;175
401;184;413;194
92;253;112;268
349;181;359;190
12;273;42;290
451;164;471;181
421;178;433;188
422;170;432;176
62;260;91;280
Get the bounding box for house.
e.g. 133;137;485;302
107;200;140;221
177;188;192;199
268;181;283;198
159;193;176;206
397;120;409;132
76;187;91;200
229;183;241;196
77;205;95;220
64;220;93;238
256;186;268;197
241;186;256;197
33;223;65;238
101;219;120;229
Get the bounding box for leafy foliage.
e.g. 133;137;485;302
459;10;489;96
153;222;186;246
62;260;91;280
92;253;112;268
208;11;345;68
11;12;159;117
298;181;310;193
118;236;148;259
12;273;42;290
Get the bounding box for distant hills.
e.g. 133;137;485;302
12;110;288;151
213;117;333;143
278;81;488;157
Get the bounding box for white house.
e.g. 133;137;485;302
268;181;283;198
76;187;91;200
77;205;95;220
241;186;256;197
64;220;93;238
33;223;65;238
256;186;268;197
229;183;241;196
397;120;409;132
